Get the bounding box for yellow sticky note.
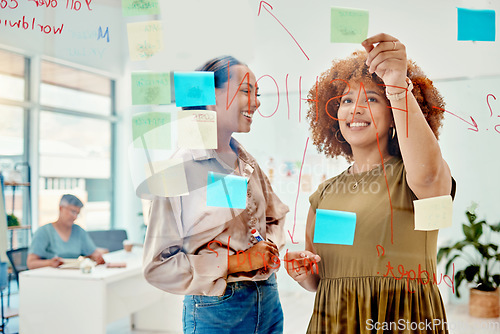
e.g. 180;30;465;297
127;21;163;61
414;195;453;231
177;110;217;149
144;159;189;197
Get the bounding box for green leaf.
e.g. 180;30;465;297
462;224;474;241
477;244;492;259
464;265;480;282
471;223;483;240
444;254;460;275
451;240;469;250
466;211;476;224
455;271;465;298
437;247;450;263
490;222;500;232
492;274;500;287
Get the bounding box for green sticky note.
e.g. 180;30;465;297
331;7;369;43
122;0;160;16
132;112;171;149
132;72;171;105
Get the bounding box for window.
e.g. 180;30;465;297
0;105;24;157
0;49;29;249
0;49;25;101
40;61;111;115
38;61;114;230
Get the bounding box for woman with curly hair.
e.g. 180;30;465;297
285;33;455;333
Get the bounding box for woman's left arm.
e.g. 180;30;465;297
363;33;452;199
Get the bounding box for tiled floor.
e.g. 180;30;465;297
3;276;499;334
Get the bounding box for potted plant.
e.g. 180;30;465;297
7;213;20;227
438;203;500;318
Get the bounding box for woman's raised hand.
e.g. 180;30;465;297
362;33;407;90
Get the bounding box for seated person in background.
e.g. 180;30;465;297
27;194;106;269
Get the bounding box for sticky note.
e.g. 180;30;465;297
174;72;216;107
122;0;160;16
330;7;369;43
127;21;163;61
206;172;247;209
145;159;189;197
414;195;453;231
177;110;217;149
313;209;356;245
132;72;171;105
132;112;171;149
457;8;495;42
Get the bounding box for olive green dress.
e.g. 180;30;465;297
307;157;453;334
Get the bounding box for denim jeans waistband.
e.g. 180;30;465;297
227;273;277;287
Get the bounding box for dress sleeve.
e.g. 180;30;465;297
257;166;289;251
142;196;229;296
28;226;50;259
309;181;329;212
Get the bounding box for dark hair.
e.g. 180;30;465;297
182;55;244;110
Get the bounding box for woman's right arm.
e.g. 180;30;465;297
27;254;63;269
143;196;229;296
285;206;321;292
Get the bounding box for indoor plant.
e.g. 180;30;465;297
7;213;20;227
438;203;500;318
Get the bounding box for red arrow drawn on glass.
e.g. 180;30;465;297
432;106;479;132
258;1;310;61
288;137;309;244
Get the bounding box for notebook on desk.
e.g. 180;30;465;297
58;258;83;269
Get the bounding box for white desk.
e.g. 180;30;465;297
19;248;183;334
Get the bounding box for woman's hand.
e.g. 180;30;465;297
228;240;280;274
89;250;106;265
362;33;407;90
284;250;321;282
49;256;64;268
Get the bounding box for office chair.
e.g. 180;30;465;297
87;229;128;252
6;248;28;289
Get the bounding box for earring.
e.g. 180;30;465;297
335;129;346;143
390;127;396;140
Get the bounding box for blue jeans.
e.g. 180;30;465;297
183;275;283;334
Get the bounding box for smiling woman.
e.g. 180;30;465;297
307;49;445;161
285;33;456;334
143;56;289;334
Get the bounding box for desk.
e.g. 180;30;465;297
19;248;182;334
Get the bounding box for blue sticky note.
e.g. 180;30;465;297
174;72;216;107
457;8;496;42
206;172;247;209
313;209;356;245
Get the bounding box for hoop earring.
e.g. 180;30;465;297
335;129;346;143
391;127;396;140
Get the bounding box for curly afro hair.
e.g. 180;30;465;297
306;50;445;162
